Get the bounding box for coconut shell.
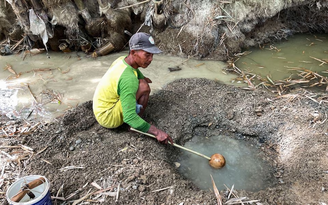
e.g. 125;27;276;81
209;153;226;169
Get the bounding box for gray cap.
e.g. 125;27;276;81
129;32;162;54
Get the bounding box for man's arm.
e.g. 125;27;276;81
119;75;150;132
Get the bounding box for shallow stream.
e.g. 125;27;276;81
1;34;327;122
0;51;234;121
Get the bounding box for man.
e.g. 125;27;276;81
93;32;173;144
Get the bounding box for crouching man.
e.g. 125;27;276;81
93;32;173;144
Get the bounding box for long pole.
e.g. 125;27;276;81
130;128;211;160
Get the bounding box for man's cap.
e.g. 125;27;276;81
129;32;162;54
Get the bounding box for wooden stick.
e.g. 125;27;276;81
115;183;120;202
310;56;327;65
0;39;7;46
130;128;211;160
211;175;222;205
10;37;24;51
151;185;174;193
0;146;21;149
116;0;150;10
72;186;115;204
224;184;238;199
11;177;45;202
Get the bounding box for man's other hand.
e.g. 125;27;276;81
156;132;174;145
144;77;152;83
148;125;173;145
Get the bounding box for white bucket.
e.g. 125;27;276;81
6;175;52;205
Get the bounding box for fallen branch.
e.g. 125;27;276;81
36;146;49;155
51;196;65;201
210;175;222;205
72;188;93;205
310;56;327;66
4;64;19;77
0;146;21;149
10;38;24;51
227;184;234;199
27;84;38;104
91;182;102;190
59;165;85;172
151;185;175;193
116;0;150;10
20;145;34;152
226;198;260;205
0;39;7;46
225;197;247;204
115;183;120;202
72;185;116;205
41;158;52;165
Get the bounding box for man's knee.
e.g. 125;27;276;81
139;79;151;93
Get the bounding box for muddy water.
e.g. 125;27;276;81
0;51;235;121
1;34;327;122
177;135;275;191
235;34;328;81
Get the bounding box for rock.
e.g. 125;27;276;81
125;175;136;183
75;138;82;144
138;185;146;192
138;175;148;184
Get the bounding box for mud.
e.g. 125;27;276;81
1;78;327;204
1;0;328;60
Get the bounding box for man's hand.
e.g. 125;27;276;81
156;131;174;145
148;125;173;145
144;77;152;83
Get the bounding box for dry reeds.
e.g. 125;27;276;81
226;49;328;98
41;0;71;8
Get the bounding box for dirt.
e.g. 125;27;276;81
2;1;328;60
1;78;327;204
1;0;328;203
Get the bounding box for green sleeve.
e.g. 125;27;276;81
118;70;150;132
136;69;144;79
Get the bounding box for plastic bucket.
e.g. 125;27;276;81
6;175;52;205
